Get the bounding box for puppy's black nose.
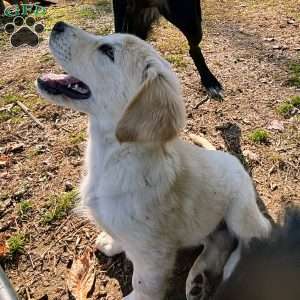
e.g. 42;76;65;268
53;21;66;33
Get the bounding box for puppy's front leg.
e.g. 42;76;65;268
95;231;123;257
124;251;176;300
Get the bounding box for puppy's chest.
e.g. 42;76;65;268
86;190;155;238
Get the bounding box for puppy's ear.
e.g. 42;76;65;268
116;66;186;143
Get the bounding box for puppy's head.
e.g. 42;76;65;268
37;22;185;143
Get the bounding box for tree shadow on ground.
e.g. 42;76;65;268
216;122;273;222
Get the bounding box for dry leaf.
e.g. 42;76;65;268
243;150;260;162
0;155;10;168
267;120;284;132
67;247;96;300
0;233;9;258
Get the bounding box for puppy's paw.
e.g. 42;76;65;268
187;272;209;300
95;231;123;257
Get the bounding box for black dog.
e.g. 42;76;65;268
214;207;300;300
112;0;223;99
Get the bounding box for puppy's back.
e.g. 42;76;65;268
215;207;300;300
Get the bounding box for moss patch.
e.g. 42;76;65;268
8;233;26;255
277;96;300;117
42;190;79;224
249;129;269;144
289;63;300;88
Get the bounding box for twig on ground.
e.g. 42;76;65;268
28;253;35;269
192;95;209;109
41;216;72;259
25;287;31;300
189;133;216;150
16;101;44;129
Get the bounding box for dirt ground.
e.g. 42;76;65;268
0;0;299;299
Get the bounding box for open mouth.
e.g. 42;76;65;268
37;73;91;100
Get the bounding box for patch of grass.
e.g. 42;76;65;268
79;6;97;19
42;7;81;31
42;190;78;224
165;54;188;69
249;129;269;144
289;63;300;88
277;102;294;115
42;3;105;31
18;200;33;217
0;105;22;123
69;131;86;145
291;95;300;106
8;233;26;255
277;96;300;117
0;94;18;106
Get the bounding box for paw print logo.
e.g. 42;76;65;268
4;16;44;48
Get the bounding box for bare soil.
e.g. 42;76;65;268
0;0;299;299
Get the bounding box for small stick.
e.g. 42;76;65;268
16;101;44;129
25;287;31;300
192;95;209;109
189;133;216;150
28;253;35;269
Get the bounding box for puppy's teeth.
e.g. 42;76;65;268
67;84;71;88
74;84;79;89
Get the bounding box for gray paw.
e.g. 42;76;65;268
188;272;208;300
186;227;236;300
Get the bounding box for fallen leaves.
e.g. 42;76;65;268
5;143;25;154
267;120;285;132
66;248;96;300
0;154;10;169
0;233;9;259
243;150;260;163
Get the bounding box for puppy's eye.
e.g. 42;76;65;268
98;44;114;62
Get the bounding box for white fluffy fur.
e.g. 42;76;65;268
37;23;271;300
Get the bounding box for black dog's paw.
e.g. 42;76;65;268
4;16;44;48
201;73;224;100
206;85;224;101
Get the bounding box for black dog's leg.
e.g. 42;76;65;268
161;0;224;99
127;8;160;40
113;0;128;32
113;0;160;40
189;44;224;99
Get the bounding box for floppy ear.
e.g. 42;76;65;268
116;68;186;143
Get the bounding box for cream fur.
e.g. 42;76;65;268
37;23;271;300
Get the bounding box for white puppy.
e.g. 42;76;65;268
37;22;271;300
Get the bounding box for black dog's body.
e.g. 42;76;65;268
112;0;223;99
214;207;300;300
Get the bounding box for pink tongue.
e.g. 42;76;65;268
40;73;80;86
